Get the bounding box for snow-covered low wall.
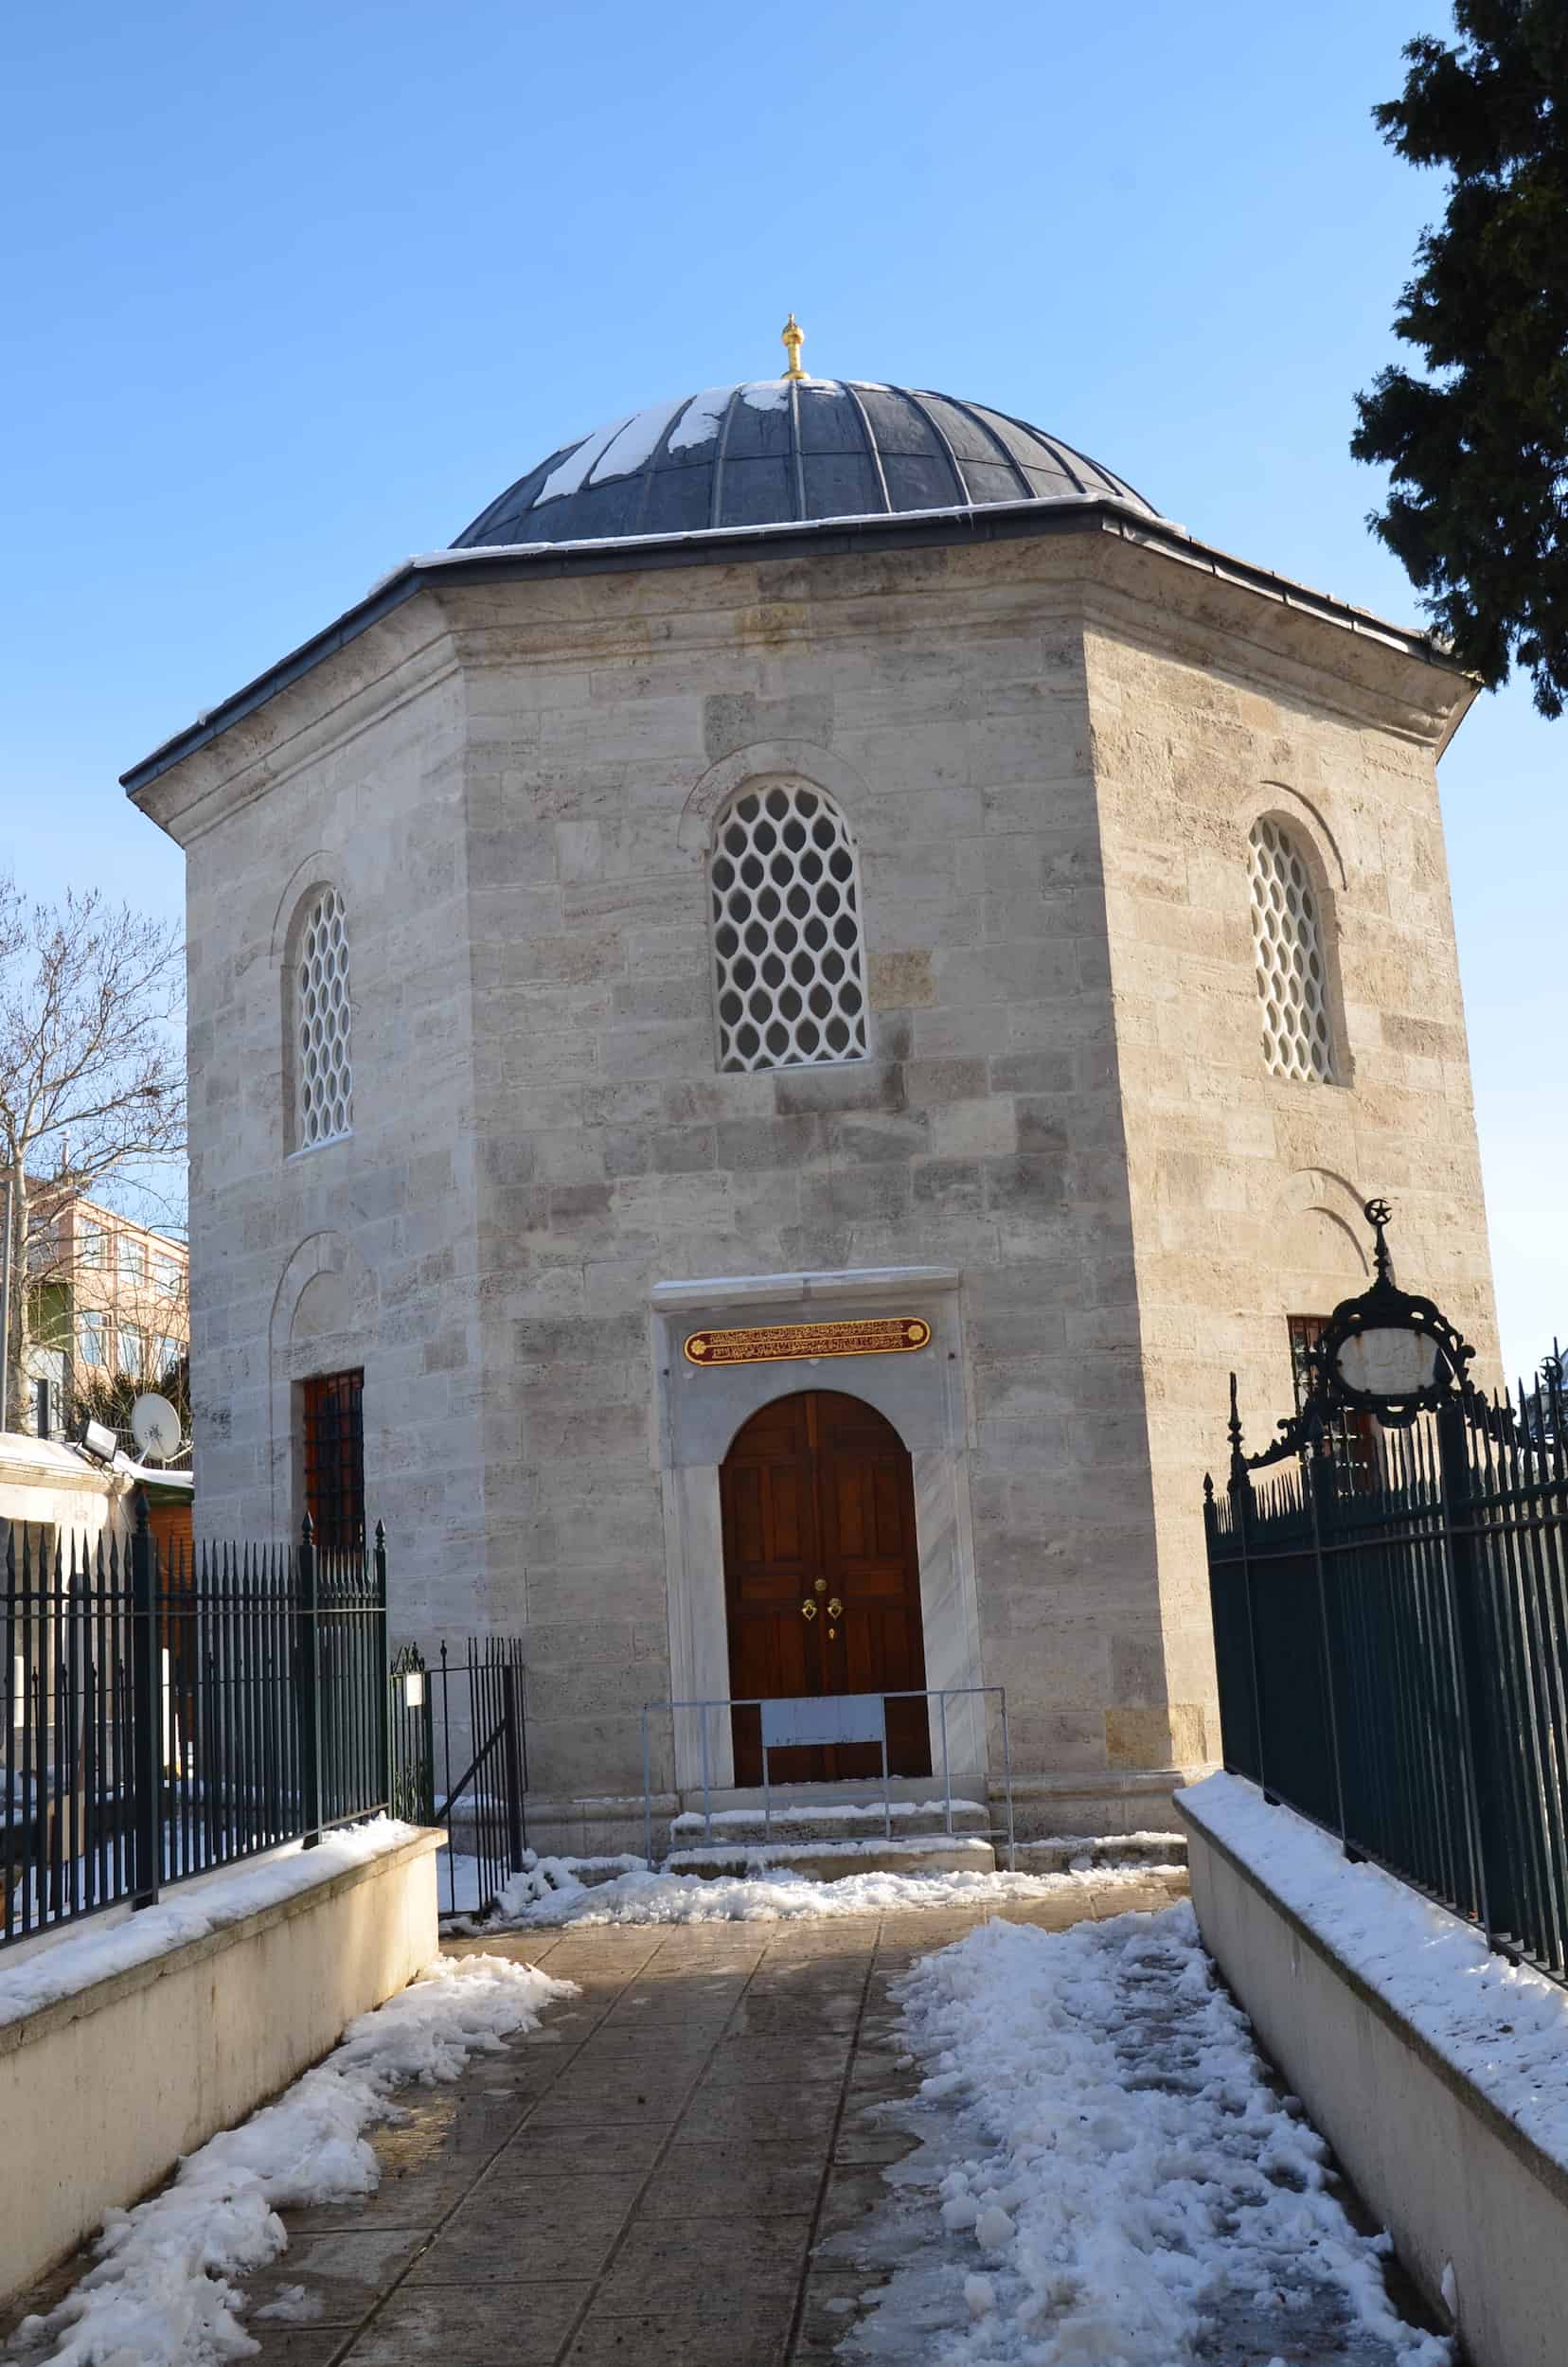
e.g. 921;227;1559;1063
1178;1773;1568;2367
0;1820;442;2302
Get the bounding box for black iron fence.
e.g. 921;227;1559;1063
1208;1362;1568;1988
2;1498;392;1949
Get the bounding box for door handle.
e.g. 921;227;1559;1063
827;1597;844;1619
800;1598;818;1621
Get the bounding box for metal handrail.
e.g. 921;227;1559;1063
639;1685;1014;1872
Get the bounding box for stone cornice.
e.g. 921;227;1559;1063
130;614;464;847
122;502;1478;820
1075;538;1479;753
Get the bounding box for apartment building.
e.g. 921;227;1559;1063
25;1193;188;1427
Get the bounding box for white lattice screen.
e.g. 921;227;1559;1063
710;783;869;1073
294;885;353;1148
1248;818;1336;1082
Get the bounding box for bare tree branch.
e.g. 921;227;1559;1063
0;877;187;1424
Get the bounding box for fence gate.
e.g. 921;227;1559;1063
1206;1197;1568;1988
389;1639;528;1918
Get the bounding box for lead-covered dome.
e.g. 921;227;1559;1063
452;380;1158;548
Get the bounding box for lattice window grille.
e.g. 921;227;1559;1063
295;886;353;1147
710;783;869;1073
1248;818;1336;1082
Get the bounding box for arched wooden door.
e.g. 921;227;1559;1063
720;1390;931;1785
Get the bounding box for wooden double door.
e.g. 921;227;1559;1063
720;1390;931;1785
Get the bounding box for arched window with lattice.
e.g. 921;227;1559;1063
709;781;869;1073
289;884;353;1148
1248;817;1337;1083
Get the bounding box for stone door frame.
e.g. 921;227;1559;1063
651;1265;986;1793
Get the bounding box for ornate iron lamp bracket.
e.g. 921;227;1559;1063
1237;1198;1482;1472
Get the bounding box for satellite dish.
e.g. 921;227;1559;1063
131;1393;183;1465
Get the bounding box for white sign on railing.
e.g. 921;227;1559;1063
759;1694;886;1752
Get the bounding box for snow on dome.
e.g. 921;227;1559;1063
452;381;1159;549
668;385;735;454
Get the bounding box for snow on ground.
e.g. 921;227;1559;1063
454;1854;1171;1931
437;1850;642;1916
841;1903;1450;2367
0;1819;424;2031
10;1950;576;2367
1182;1771;1568;2171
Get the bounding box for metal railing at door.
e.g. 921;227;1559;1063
639;1685;1015;1871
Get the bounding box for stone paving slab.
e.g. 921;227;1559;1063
0;1877;1189;2366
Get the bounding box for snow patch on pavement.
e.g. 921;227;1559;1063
251;2284;321;2323
462;1857;1171;1930
839;1903;1450;2365
11;1950;576;2367
1181;1771;1568;2171
439;1849;640;1916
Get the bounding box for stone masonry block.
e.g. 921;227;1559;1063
868;950;935;1007
714;1116;824;1171
772;1059;906;1117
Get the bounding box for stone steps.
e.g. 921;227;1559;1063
656;1819;1190;1886
665;1800;1188;1864
666;1796;990;1853
665;1833;999;1881
1013;1832;1189;1875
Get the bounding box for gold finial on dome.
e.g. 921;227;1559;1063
781;312;806;380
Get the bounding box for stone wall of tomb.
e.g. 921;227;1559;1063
443;541;1159;1805
1082;590;1497;1774
144;523;1492;1816
174;616;501;1644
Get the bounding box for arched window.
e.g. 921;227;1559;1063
291;884;353;1148
709;781;868;1073
1248;817;1336;1083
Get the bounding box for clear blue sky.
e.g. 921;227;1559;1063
4;0;1561;1380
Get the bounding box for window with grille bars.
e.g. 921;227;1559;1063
1288;1314;1377;1486
709;782;869;1073
302;1370;365;1555
1248;817;1337;1082
293;885;353;1149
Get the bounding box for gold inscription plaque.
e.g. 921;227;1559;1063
683;1316;932;1367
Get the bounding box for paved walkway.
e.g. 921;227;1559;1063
222;1873;1182;2366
